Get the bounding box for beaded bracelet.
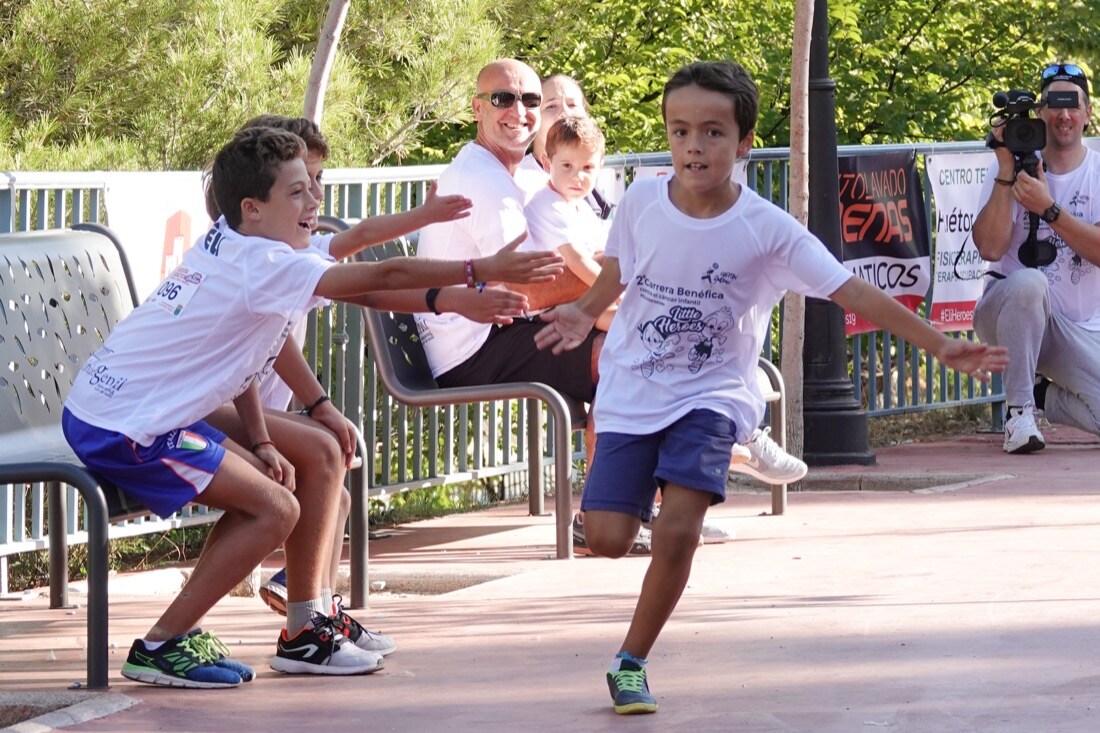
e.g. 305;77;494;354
464;259;478;288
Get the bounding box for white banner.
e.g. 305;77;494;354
104;172;211;299
632;159;748;188
926;151;996;331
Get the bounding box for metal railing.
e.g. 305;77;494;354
1;141;1009;589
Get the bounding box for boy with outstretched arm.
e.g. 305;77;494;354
536;60;1008;714
63;126;561;688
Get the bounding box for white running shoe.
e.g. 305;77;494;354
729;427;808;485
270;614;384;675
700;518;736;544
1003;402;1045;454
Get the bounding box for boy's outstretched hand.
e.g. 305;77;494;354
478;231;564;284
535;303;596;355
937;339;1009;381
422;181;473;224
439;286;529;325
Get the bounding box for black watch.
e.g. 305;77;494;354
1040;202;1062;224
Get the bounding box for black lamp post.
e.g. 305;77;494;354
802;0;875;466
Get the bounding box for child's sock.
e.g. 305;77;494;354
141;638;166;651
321;587;334;614
609;650;647;672
287;597;328;635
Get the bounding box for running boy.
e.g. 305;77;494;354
536;61;1008;714
524;116;616;330
63;126;562;688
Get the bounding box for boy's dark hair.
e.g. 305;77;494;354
662;61;759;138
211;127;305;230
205;115;328;220
241;115;330;159
545;116;606;159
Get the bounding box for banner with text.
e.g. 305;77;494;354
925;151;996;331
838;151;930;335
103;172;211;299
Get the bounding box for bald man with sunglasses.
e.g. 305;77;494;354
415;59;603;446
973;62;1100;454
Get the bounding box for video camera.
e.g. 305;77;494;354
988;89;1079;174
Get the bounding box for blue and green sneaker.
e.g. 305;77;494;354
188;629;255;682
606;653;658;714
121;633;242;688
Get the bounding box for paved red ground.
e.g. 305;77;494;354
3;425;1099;732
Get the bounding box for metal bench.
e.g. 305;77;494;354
0;225;370;688
0;225;144;689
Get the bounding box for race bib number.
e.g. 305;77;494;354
148;266;205;317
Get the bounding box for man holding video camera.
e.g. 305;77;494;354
973;63;1099;454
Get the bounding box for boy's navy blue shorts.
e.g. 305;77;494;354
581;409;741;521
62;409;227;519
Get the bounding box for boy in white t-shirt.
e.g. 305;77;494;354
63;127;562;689
536;61;1008;715
524;115;615;330
203;117;493;646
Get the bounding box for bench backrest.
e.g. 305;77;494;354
352;236;444;396
0;227;137;458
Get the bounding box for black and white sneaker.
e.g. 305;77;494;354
269;614;384;675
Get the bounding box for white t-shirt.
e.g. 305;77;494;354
257;232;336;410
523;184;608;260
414;142;527;376
514;153;550;205
979;148;1100;330
594;177;852;436
65;218;333;445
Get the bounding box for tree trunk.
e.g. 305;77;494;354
782;0;814;469
303;0;350;124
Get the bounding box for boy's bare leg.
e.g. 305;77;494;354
329;489;351;589
206;407;345;607
619;484;711;658
146;447;298;641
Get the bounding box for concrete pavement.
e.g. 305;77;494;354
2;424;1099;732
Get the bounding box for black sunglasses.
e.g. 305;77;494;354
476;90;543;109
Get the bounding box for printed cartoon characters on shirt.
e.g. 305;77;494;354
687;306;734;374
1036;189;1095;285
633;321;682;378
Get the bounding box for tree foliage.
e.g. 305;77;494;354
440;0;1095;158
0;0;1095;170
0;0;502;170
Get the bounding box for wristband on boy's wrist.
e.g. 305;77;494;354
464;259;478;288
994;176;1016;186
251;439;275;453
425;287;442;314
305;394;330;417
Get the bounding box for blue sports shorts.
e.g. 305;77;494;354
581;409;740;521
62;408;227;519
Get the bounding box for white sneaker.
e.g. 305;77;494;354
700;518;736;544
270;614;384;675
729;427;808;485
1003;403;1045;454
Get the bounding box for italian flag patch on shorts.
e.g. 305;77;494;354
177;430;208;451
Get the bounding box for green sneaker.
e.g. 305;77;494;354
606;657;658;714
121;633;242;688
188;629;255;682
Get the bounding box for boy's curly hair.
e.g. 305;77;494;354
211;127;305;230
544;116;605;159
205;116;328;221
